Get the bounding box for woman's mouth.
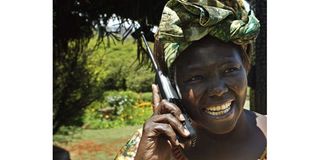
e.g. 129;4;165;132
203;101;233;116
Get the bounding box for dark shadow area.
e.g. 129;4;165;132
53;145;71;160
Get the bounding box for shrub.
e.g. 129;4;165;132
126;67;154;92
53;126;82;144
140;92;152;102
82;90;153;129
86;38;155;92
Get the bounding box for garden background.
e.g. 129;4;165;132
53;36;156;159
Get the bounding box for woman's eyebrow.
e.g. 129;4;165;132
186;64;207;70
186;58;239;70
186;64;217;73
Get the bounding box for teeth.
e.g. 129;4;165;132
205;102;232;116
206;102;231;111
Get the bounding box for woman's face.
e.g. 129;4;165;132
175;37;247;134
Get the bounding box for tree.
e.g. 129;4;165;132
53;0;169;134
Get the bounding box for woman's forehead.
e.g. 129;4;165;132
176;50;242;70
175;37;242;66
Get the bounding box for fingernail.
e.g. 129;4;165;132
175;139;180;146
184;128;190;136
179;114;185;121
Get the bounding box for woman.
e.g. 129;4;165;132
116;0;266;159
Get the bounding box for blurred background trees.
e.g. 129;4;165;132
53;0;168;134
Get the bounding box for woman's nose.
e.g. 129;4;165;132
207;78;228;97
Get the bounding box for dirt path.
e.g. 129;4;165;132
54;125;141;160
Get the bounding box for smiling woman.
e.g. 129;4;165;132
172;36;266;159
115;0;266;159
174;36;249;135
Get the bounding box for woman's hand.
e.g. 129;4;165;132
134;84;191;160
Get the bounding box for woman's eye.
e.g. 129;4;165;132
185;75;204;83
224;67;240;73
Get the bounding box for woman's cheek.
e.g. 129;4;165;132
182;85;205;106
181;87;196;105
226;72;247;94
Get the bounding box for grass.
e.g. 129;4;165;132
54;125;142;160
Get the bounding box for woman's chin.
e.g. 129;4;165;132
204;120;237;135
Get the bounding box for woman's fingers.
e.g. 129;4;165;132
155;99;185;122
152;84;161;112
152;114;190;138
153;123;180;146
150;84;190;147
151;85;185;122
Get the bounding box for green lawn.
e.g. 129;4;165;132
54;125;142;160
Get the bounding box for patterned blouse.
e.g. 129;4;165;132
114;128;267;160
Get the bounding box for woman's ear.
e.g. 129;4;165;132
245;65;251;76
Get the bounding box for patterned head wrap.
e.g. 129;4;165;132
156;0;260;68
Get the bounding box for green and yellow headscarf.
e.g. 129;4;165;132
155;0;260;68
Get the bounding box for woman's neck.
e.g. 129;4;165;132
185;110;266;160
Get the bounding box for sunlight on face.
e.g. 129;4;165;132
187;89;195;101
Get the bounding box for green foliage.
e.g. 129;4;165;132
86;37;155;92
140;92;152;102
126;68;155;92
104;90;139;116
53;38;104;133
53;126;83;144
54;35;155;133
82;91;153;129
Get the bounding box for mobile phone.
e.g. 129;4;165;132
140;32;197;147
